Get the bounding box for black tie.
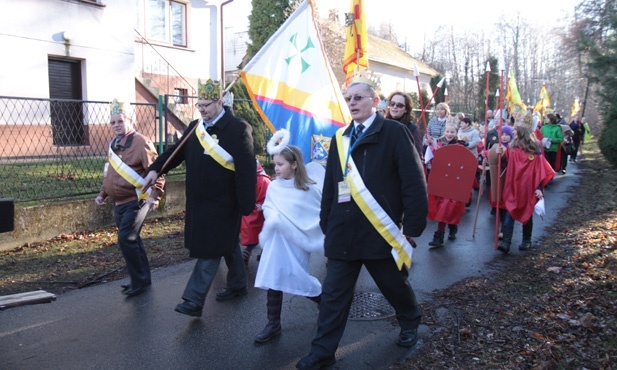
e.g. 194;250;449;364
351;124;365;146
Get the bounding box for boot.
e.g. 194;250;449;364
448;225;458;241
519;218;533;250
428;231;445;249
518;240;532;250
254;289;282;343
497;225;514;254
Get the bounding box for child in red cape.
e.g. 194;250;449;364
496;123;555;254
241;159;272;266
427;122;467;248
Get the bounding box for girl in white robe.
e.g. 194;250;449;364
253;144;324;343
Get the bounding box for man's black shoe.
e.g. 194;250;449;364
121;280;151;292
123;286;147;298
175;301;203;317
296;353;336;369
215;287;247;302
397;328;418;347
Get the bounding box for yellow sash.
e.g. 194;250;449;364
108;145;151;201
195;120;235;171
335;128;413;269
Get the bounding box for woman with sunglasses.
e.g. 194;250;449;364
386;92;423;159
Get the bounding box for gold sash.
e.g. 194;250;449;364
335;128;413;269
108;145;150;201
195;120;235;171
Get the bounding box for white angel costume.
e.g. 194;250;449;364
254;177;324;297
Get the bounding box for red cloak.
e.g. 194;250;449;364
502;147;555;223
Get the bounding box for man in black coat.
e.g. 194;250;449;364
296;77;428;369
143;79;256;317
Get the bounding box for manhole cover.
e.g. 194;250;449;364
348;291;395;321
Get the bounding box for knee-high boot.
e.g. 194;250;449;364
497;224;514;254
254;289;282;343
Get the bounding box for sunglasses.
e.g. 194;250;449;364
389;102;405;109
344;95;372;102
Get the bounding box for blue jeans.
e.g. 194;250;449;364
114;200;151;288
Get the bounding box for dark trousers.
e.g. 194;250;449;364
544;150;558;171
503;212;533;240
571;140;581;160
114;200;151;288
182;244;247;307
310;258;421;358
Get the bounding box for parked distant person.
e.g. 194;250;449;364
540;113;563;172
296;75;428;369
424;102;450;147
253;138;323;343
385;91;423;159
241;159;271;267
143;79;256;317
95;99;165;297
569;115;584;162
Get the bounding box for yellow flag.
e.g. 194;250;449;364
570;97;581;117
343;0;368;85
533;85;551;112
505;68;526;113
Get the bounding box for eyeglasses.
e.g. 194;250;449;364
195;101;217;109
389;102;405;109
110;119;125;126
344;95;372;102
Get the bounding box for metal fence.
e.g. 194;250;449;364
0;96;184;203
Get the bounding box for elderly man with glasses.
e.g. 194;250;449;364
143;79;256;318
296;72;428;369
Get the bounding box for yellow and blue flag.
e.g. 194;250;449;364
240;0;350;163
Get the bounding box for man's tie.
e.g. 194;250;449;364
351;124;365;146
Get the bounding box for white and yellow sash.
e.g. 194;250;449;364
195;120;235;171
108;145;151;201
335;128;413;269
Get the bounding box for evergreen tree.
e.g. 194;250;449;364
245;0;301;62
229;80;268;155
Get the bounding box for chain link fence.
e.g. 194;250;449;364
0;96;183;203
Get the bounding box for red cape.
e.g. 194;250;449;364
502;147;555;223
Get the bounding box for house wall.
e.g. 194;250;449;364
0;0;135;102
371;62;434;99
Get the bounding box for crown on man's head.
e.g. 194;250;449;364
110;98;130;116
198;78;221;101
350;70;381;89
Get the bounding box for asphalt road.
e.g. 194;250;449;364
0;163;580;370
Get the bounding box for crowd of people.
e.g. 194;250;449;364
97;75;584;369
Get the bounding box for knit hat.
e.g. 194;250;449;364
501;125;514;146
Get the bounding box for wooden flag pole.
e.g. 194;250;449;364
472;61;492;238
494;60;506;249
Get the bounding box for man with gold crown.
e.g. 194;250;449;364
95;99;165;297
297;71;428;369
143;79;256;317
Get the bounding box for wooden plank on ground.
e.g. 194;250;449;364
0;290;56;310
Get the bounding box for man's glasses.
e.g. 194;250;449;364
344;95;372;102
195;101;217;109
389;102;405;109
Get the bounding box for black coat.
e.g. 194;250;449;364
149;110;256;259
320;115;428;260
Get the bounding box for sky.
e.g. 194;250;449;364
223;0;580;54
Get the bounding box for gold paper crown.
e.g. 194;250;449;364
110;98;128;116
515;111;534;131
350;70;381;89
198;78;221;101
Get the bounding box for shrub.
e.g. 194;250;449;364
598;107;617;167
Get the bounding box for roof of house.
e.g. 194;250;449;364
367;34;439;77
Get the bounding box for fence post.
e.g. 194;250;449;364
157;95;164;154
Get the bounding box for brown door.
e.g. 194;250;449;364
48;58;85;146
